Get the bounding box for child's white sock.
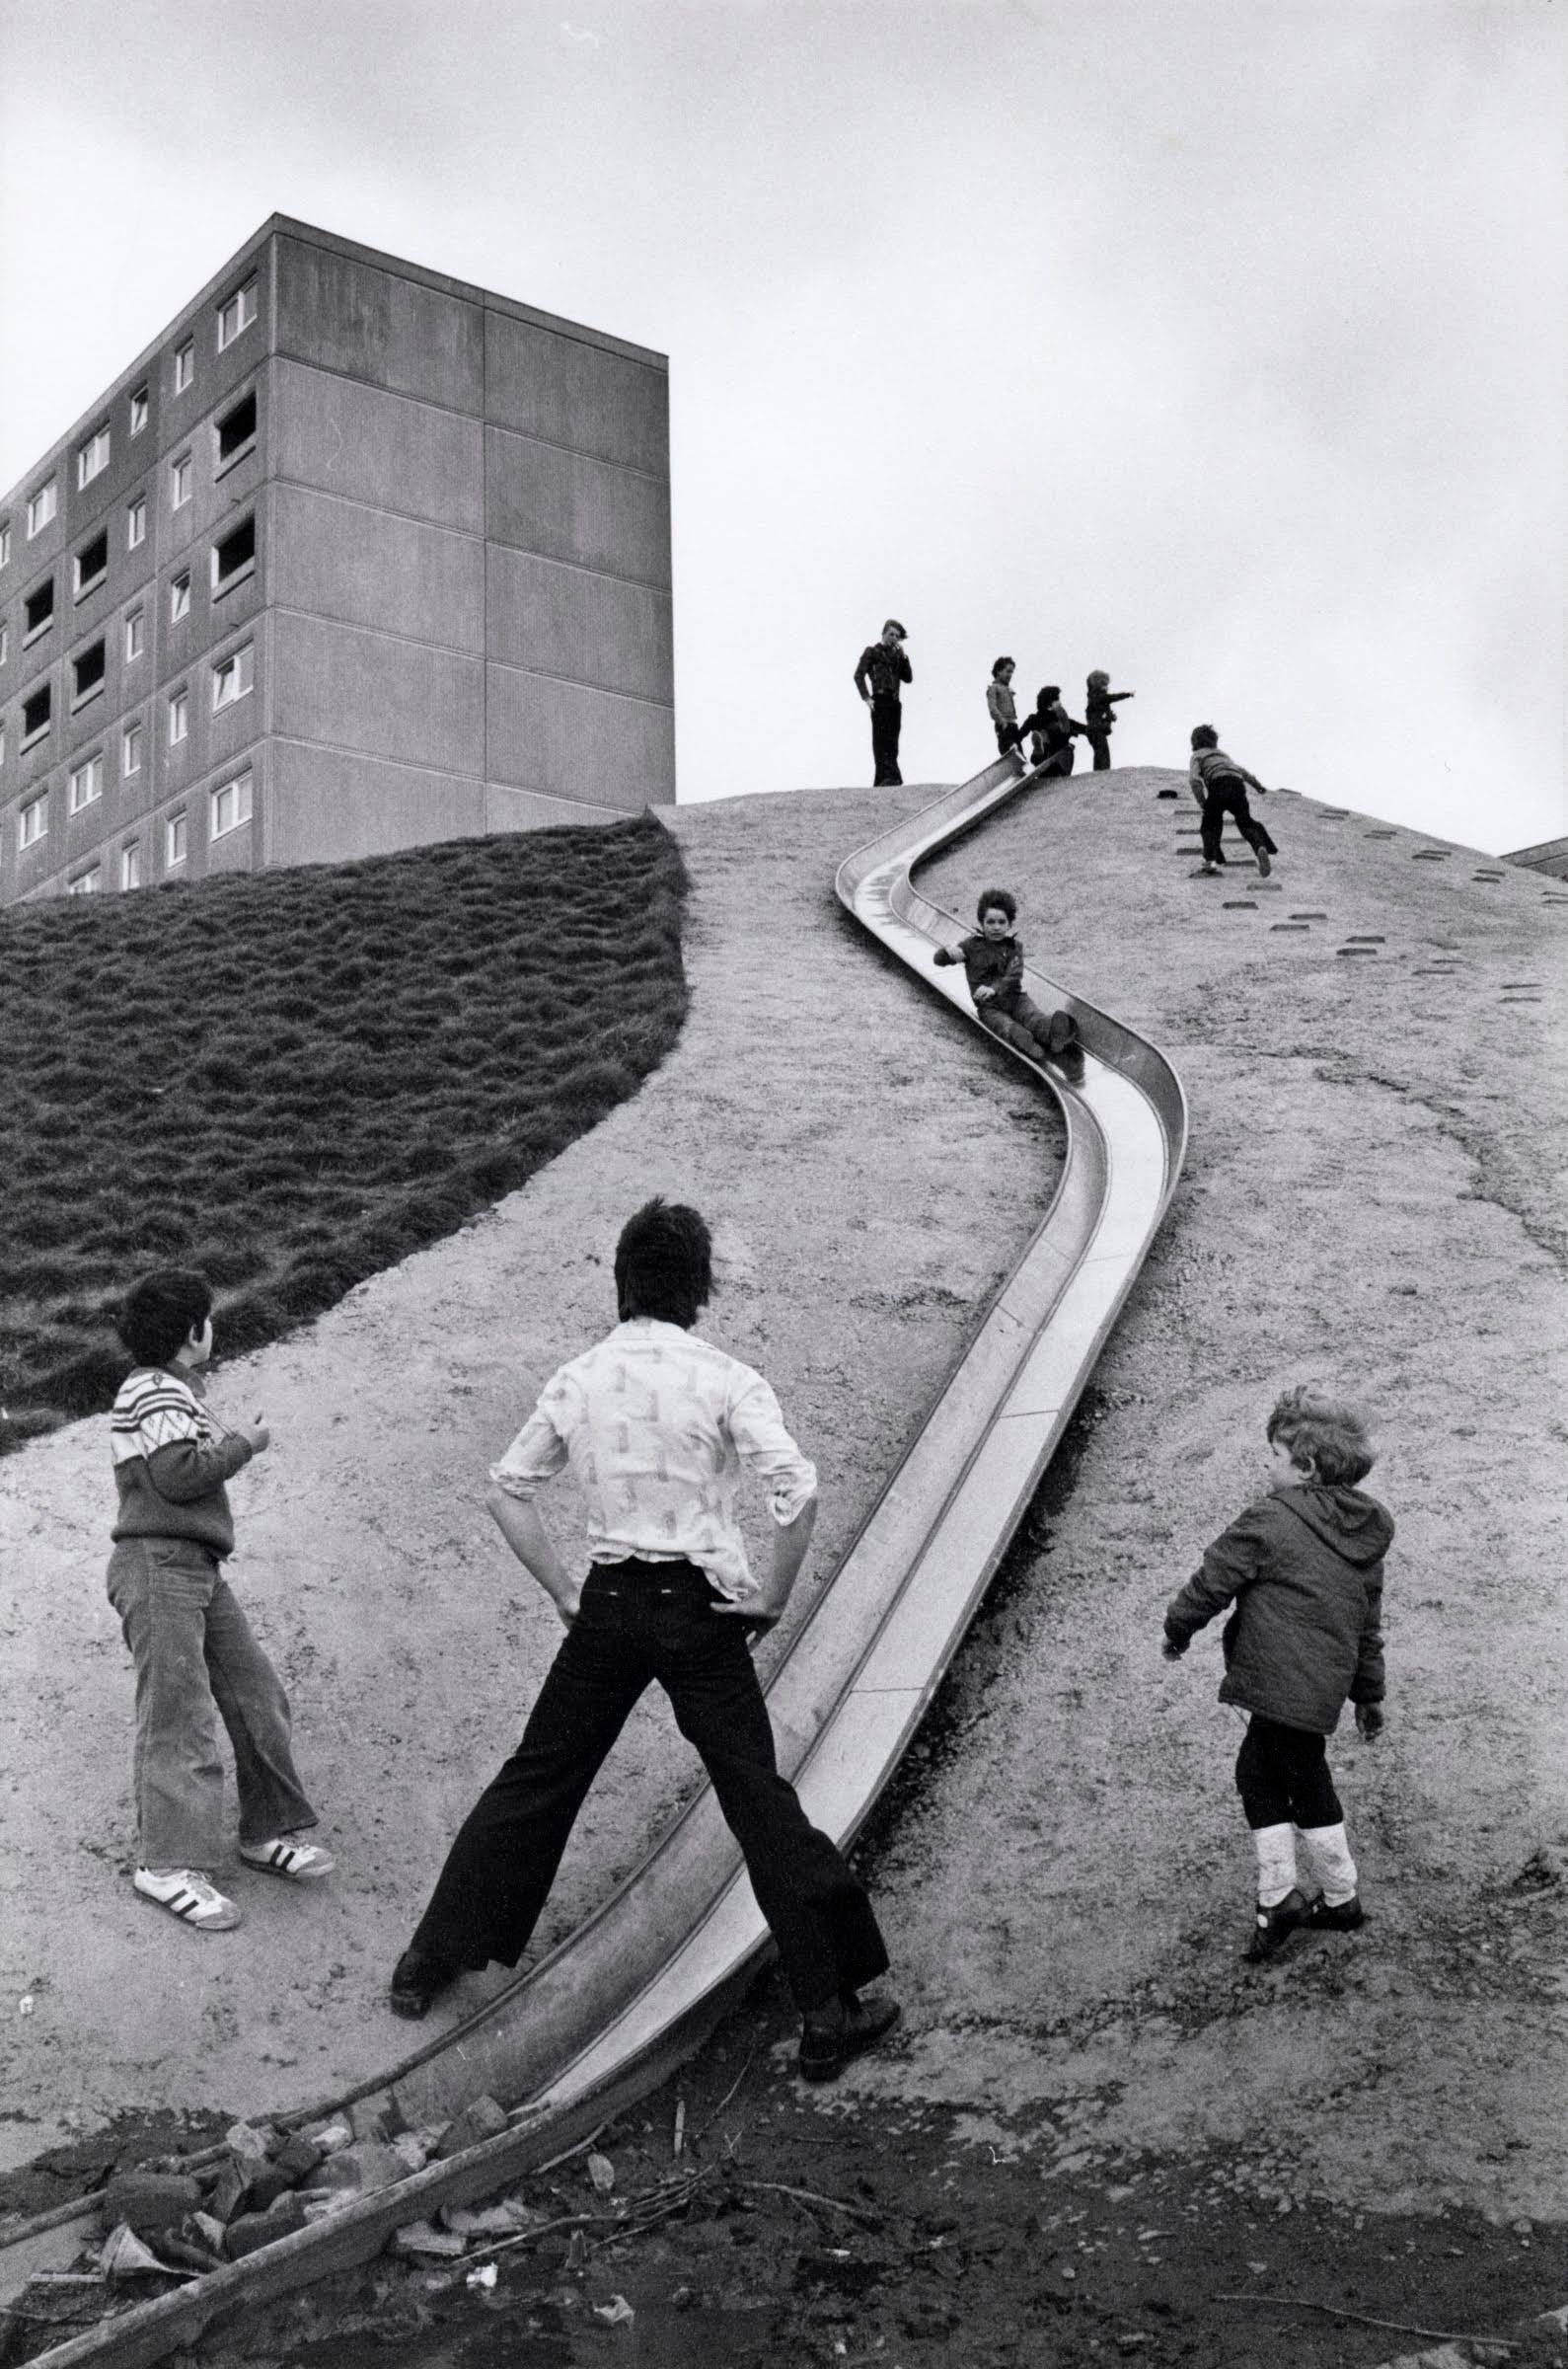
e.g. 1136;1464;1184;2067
1298;1822;1358;1908
1251;1822;1298;1908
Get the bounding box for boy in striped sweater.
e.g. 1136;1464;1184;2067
107;1268;332;1932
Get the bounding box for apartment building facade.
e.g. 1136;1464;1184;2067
0;218;673;904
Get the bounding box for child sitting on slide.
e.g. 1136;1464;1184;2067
933;888;1083;1076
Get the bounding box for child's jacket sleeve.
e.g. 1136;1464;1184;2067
146;1434;253;1504
1351;1565;1386;1705
1163;1504;1269;1646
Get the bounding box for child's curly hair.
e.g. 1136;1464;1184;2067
1267;1385;1375;1486
976;887;1016;923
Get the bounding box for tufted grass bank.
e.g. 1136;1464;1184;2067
0;811;688;1448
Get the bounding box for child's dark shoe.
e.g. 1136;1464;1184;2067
797;1992;902;2082
1244;1886;1309;1961
1255;848;1272;878
389;1947;458;2020
1305;1892;1366;1933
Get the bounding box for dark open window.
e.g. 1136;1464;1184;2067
23;685;51;743
74;530;109;598
212;513;256;593
72;639;107;704
216;390;257;468
24;578;55;640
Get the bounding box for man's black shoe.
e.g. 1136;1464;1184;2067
1244;1886;1309;1962
797;1992;902;2082
389;1947;457;2020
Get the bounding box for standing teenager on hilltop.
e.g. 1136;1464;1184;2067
854;620;913;787
390;1199;900;2083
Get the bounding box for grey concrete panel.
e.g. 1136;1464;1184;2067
486;547;672;704
485;311;668;477
267;483;484;651
271;359;485;535
486;661;672;811
266;738;487;867
271;611;485;776
276;237;484;415
484;781;625;831
485;427;670;584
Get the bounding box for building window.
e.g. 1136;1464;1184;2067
168;687;188;745
72;641;107;707
174;340;194;394
210;768;254;839
130;386;149;436
125;605;145;660
212;643;255;711
22;686;51;748
69;866;103;895
212;514;256;596
27;481;57;538
127;495;147;551
166;810;187;867
74;531;110;600
0;519;11;568
0;622;7;666
0;722;6;766
19;794;47;848
170;572;190;622
120;841;141;890
24;578;55;643
217;279;258;350
69;753;105;812
122;720;143;776
171;452;193;509
215;389;258;474
77;426;111;490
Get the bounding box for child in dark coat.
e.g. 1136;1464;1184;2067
933;888;1083;1075
1162;1386;1391;1960
1019;686;1084;779
1083;671;1134;771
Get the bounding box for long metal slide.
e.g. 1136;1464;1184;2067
35;755;1186;2368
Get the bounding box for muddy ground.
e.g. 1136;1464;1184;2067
2;768;1564;2363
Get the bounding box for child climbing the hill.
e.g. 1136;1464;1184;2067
1161;1385;1391;1962
1083;671;1134;772
1187;725;1279;877
986;657;1024;759
933;887;1083;1076
106;1268;333;1933
1019;686;1085;779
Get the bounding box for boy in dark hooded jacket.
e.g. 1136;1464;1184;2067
1162;1385;1391;1960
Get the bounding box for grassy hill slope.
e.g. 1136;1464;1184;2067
0;812;687;1444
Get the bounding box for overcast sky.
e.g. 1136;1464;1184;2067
2;0;1562;853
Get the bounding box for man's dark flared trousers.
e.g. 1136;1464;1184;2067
409;1562;888;2012
869;694;903;786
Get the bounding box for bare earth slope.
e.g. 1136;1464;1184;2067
0;782;1055;2164
1;766;1563;2272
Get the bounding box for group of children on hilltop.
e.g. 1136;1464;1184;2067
987;662;1134;775
986;661;1282;880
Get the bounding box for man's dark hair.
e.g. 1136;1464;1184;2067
1038;685;1061;705
976;886;1016;924
615;1198;712;1328
116;1268;213;1367
1191;723;1220;750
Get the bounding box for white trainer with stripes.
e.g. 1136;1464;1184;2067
133;1868;242;1930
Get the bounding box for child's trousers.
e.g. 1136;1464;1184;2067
1234;1715;1342;1830
107;1538;318;1870
979;991;1078;1060
1199;778;1278;868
